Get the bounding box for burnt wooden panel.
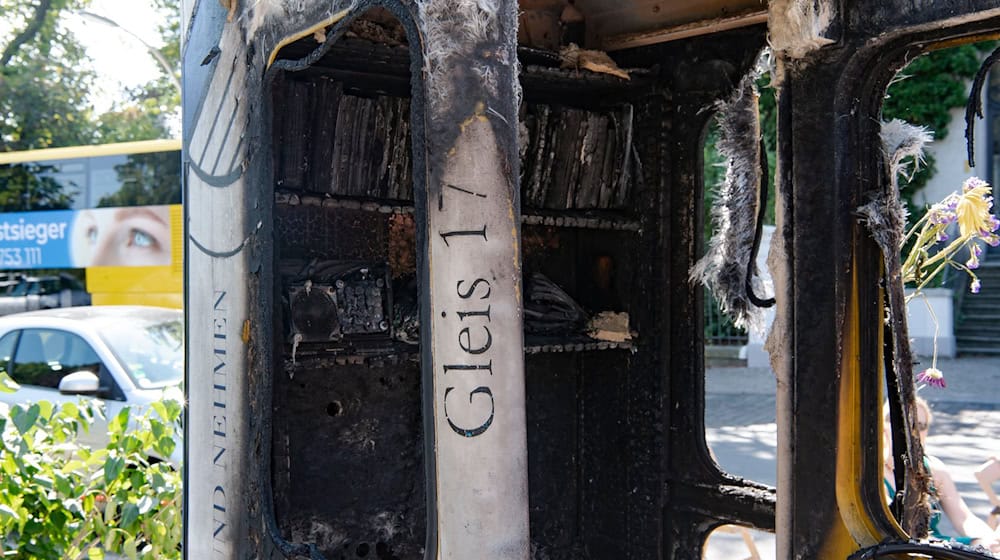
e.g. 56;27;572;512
525;353;582;560
273;74;412;199
274;77;315;190
272;359;425;559
579;351;631;557
268;27;694;560
621;94;668;560
615;24;773;559
522;104;636;212
274;205;388;261
846;0;1000;38
307;77;343;193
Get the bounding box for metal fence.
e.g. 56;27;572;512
704;294;748;347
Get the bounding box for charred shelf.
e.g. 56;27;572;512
521;210;641;232
285;335;635;364
275;191;641;231
523;334;635;355
277;36;651;102
285;339;418;367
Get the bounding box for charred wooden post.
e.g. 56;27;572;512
767;1;1000;558
415;0;531;558
183;0;530;558
612;26;775;559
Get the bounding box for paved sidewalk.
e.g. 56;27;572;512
703;356;1000;559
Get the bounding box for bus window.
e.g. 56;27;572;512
0;140;183;308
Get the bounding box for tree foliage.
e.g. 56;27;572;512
0;372;182;559
1;0;180;155
98;151;182;207
0;163;76;212
0;0;180;215
883;44;991;139
0;0;98;152
881;44;993;213
94;0;180;143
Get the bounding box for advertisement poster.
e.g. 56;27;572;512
0;205;175;269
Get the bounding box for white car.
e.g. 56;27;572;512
0;305;183;465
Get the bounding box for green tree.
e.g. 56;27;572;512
94;0;180;143
98;151;181;207
0;163;76;211
1;0;181;152
0;0;99;152
882;45;985;212
883;44;989;138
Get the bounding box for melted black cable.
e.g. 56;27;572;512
964;45;1000;167
747;135;776;308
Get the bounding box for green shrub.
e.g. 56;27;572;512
0;371;182;559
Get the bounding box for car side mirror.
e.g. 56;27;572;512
58;371;100;395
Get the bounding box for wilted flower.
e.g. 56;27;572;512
927;199;958;226
917;367;946;388
902;177;998;297
896;178;997;391
967;253;980;270
957;177;995;239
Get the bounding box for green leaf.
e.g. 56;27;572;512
0;504;18;521
88;547;105;560
104;501;118;529
54;471;72;495
31;474;53;490
156;436;176;458
104;455;125;483
120;502;139;529
150;401;168;422
1;453;16;476
11;404;40;434
61;401;79;420
35;401;53;422
111;408;131;436
124;536;138;560
136;495;155;514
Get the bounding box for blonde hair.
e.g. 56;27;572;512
883;396;933;427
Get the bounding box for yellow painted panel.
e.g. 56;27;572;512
827;257;904;557
170;204;183;273
86;265;181;292
83;204;183;307
91;291;182;309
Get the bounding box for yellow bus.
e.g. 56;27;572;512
0;139;182;308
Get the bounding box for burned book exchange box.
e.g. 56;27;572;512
258;12;771;559
183;0;1000;558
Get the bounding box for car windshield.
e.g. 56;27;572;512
100;317;183;389
8;281;28;297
